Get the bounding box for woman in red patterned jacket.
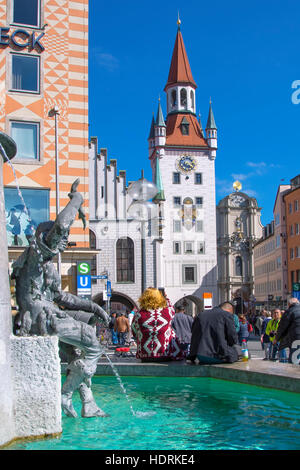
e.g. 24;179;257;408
131;288;184;362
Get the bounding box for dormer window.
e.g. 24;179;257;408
180;116;189;135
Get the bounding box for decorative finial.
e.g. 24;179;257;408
177;12;181;29
209;97;212;105
233;181;242;192
158;94;161;102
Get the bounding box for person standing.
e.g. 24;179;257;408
261;310;272;360
273;298;300;364
109;312;118;345
114;312;130;345
255;311;265;336
171;305;194;356
127;308;136;345
266;308;286;362
188;302;241;364
238;314;251;346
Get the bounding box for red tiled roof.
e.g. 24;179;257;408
166;113;208;147
164;29;197;91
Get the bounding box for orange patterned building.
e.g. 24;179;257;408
0;0;92;293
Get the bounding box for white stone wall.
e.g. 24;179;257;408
158;148;218;305
10;336;62;439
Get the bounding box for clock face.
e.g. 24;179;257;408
176;155;197;174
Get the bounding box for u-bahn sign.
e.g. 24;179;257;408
77;261;91;299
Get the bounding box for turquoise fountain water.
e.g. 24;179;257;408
8;377;300;450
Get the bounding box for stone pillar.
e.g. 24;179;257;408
10;336;62;439
0;157;15;447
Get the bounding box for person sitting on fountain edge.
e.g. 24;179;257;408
187;301;243;364
131;288;184;362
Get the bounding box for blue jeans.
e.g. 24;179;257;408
111;329;118;345
271;343;287;362
118;332;127;345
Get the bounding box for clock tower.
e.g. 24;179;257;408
149;20;218;312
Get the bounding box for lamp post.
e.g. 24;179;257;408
127;170;158;294
48;106;61;277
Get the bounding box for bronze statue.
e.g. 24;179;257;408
12;179;110;418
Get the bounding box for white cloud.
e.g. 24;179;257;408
93;49;119;71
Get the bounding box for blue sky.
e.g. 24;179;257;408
89;0;300;226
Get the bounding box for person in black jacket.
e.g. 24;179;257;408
188;302;241;364
273;297;300;364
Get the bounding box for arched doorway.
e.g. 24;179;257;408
174;295;203;318
93;290;138;314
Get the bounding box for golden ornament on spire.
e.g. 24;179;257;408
233;181;242;192
177;12;181;28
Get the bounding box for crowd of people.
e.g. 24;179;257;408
99;290;300;366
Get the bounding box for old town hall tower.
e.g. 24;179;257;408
148;20;218;312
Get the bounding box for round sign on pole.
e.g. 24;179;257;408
77;261;91;275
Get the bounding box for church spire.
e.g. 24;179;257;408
164;22;197;92
206;99;217;130
153;153;165;202
156;97;166;127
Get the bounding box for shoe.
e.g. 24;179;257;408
262;358;269;361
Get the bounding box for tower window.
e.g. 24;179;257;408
190;90;195;110
180;88;187;108
173;196;181;207
184;241;194;254
183;265;197;283
173;241;181;254
195;197;203;207
171;90;177;108
173;172;181;184
173;220;182;233
195;220;203;232
198;242;205;254
195;173;202;184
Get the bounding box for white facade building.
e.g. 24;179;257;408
89;24;218;314
216;188;263;310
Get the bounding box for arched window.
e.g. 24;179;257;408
235;256;243;277
180;88;187;108
190;90;195;110
116;237;134;283
171;89;177;107
89;229;96;249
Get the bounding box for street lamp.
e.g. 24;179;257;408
48;106;61;277
127;170;158;293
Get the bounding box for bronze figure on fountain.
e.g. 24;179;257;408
12;177;110;418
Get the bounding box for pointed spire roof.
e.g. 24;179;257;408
156;99;166;127
206;100;217;129
164;23;197;91
148;113;155;139
198;112;203;134
153;153;165;202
